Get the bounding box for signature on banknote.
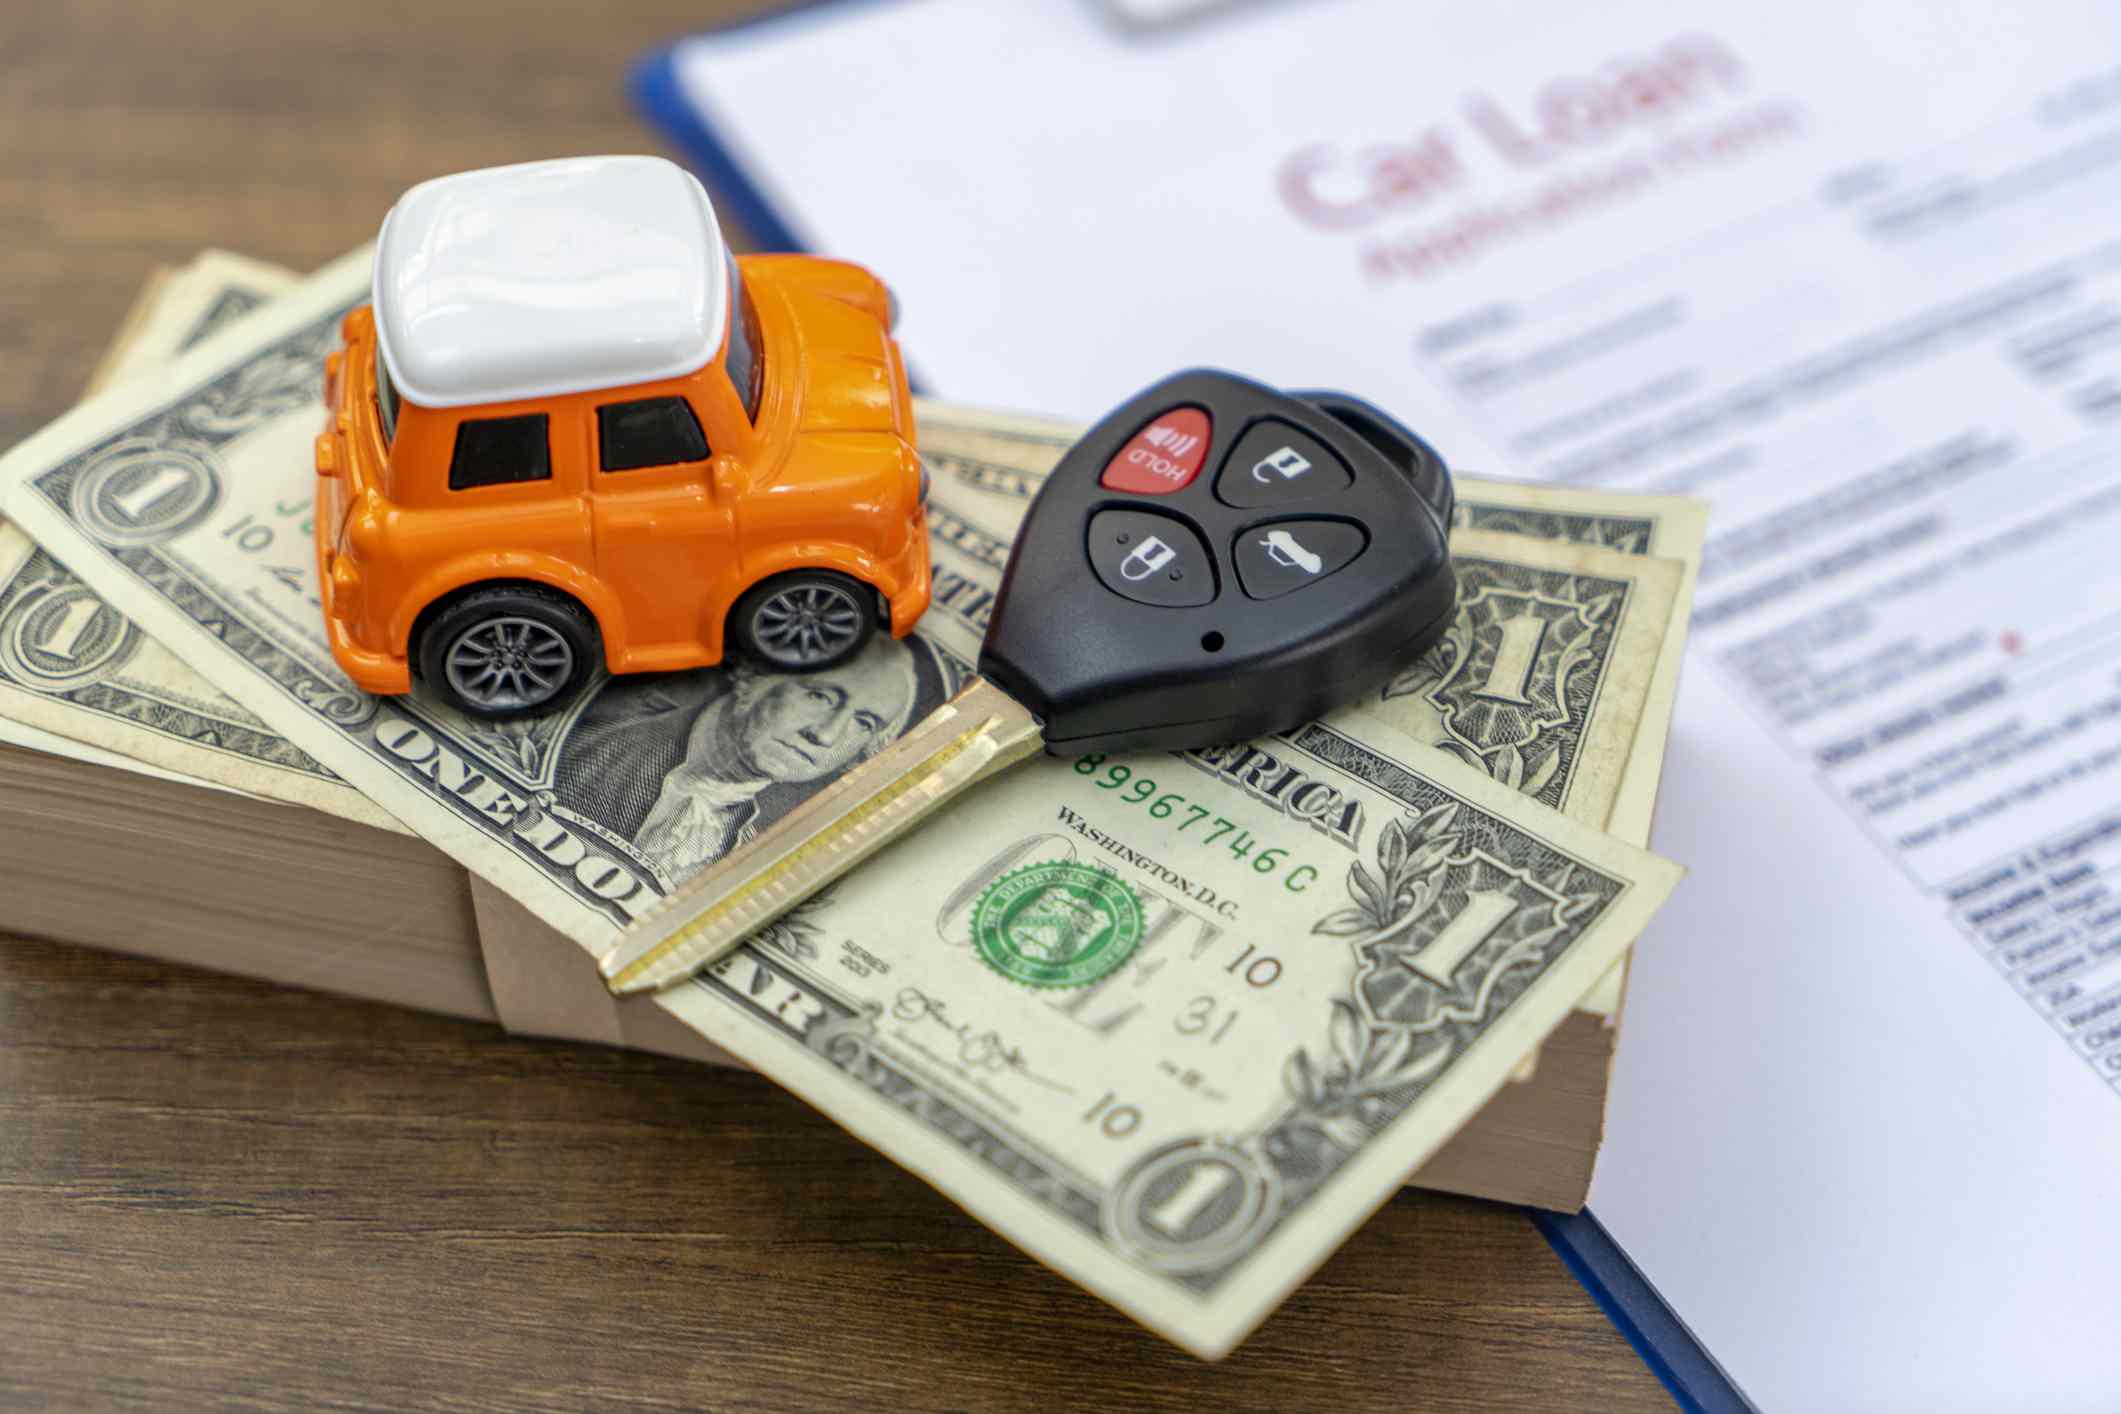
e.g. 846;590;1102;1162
893;986;1075;1095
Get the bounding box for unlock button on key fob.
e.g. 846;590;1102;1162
1088;508;1216;608
1216;419;1352;508
1235;519;1367;599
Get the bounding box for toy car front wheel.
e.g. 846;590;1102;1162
417;585;599;717
730;570;876;673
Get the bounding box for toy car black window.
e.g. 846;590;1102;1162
597;396;709;472
724;251;764;423
373;342;401;448
448;414;551;490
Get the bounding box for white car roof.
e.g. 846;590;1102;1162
372;155;729;409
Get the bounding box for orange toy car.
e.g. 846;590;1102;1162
314;155;928;716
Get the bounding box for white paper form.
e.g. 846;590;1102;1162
667;3;2121;1407
1433;95;2121;1087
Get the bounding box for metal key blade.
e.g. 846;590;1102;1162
599;676;1043;995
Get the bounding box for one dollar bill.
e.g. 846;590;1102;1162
917;400;1707;1018
0;252;403;829
655;714;1680;1356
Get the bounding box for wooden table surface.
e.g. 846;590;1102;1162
0;3;1671;1409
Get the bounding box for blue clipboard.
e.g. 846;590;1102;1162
630;17;1749;1409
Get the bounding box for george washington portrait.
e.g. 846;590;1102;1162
551;634;954;884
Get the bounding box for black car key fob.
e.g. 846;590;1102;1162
980;369;1457;757
602;369;1459;992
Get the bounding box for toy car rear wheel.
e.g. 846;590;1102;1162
417;585;598;717
731;570;876;672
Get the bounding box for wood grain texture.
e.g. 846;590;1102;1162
0;2;1672;1408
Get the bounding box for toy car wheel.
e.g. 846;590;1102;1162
731;570;876;672
417;585;598;717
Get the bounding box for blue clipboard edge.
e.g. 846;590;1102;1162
1532;1209;1749;1413
629;18;1745;1409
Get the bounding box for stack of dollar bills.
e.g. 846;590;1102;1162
0;249;1701;1358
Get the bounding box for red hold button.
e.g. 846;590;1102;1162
1099;407;1211;495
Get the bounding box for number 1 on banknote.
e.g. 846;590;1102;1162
601;370;1461;993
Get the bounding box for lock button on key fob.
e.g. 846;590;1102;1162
1089;509;1216;607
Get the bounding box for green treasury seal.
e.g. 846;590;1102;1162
972;861;1145;989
